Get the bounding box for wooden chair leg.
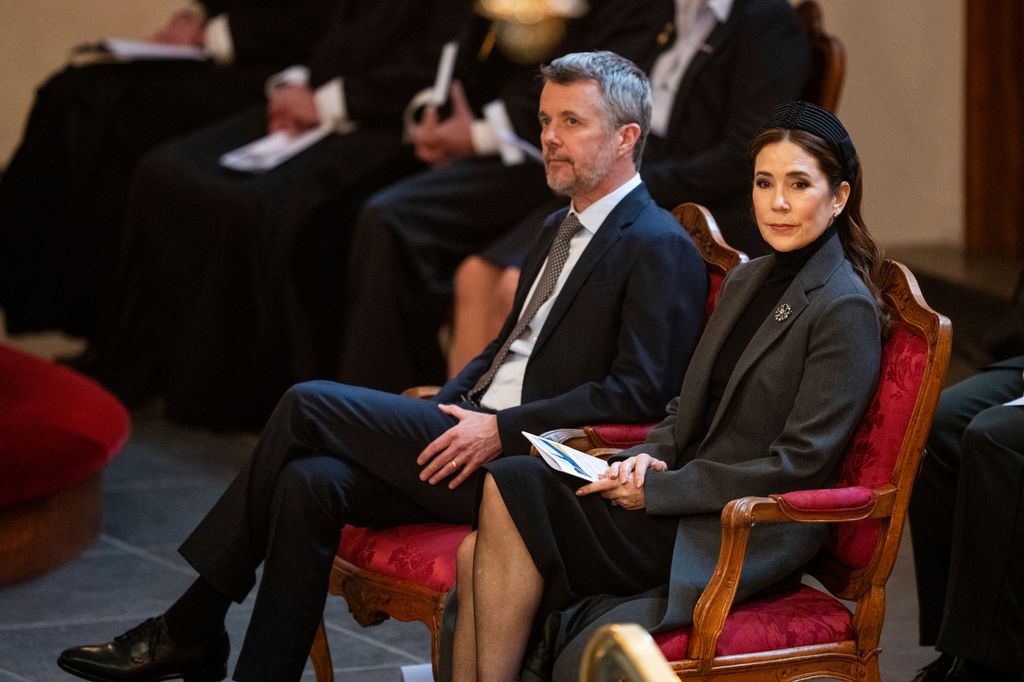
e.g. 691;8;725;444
309;617;334;682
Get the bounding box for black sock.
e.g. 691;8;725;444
163;576;231;645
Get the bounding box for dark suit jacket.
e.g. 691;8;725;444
642;0;810;256
539;235;882;681
308;0;472;124
203;0;337;68
435;184;708;455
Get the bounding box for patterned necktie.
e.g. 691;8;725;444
468;213;583;400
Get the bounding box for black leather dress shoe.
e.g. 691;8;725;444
57;616;228;682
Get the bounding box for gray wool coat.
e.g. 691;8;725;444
539;234;882;681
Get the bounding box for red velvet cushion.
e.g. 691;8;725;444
825;325;927;569
778;486;874;513
653;585;853;660
0;345;131;507
338;523;472;593
591;424;654;448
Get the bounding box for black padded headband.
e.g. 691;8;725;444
759;101;859;181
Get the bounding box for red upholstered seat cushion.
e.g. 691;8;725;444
0;345;131;507
826;325;927;569
653;586;853;660
338;523;472;593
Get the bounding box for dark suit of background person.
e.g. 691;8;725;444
518;234;881;681
339;0;810;395
82;0;470;430
337;0;674;394
58;183;706;682
0;0;335;342
908;355;1024;681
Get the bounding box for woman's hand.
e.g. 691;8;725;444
576;454;667;510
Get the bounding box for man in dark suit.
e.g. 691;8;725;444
82;0;664;430
0;0;336;342
56;51;707;682
909;356;1024;682
339;0;809;394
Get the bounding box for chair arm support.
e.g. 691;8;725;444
687;484;897;665
401;385;441;400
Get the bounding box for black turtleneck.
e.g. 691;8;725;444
702;227;838;431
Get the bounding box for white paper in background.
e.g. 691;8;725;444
431;41;459;106
219;126;331;173
101;38;209;61
400;664;433;682
522;431;609;482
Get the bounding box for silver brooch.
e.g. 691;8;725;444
774;303;791;322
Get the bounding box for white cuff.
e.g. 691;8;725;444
482;100;526;165
264;65;310;99
313;78;356;134
470;119;501;156
203;13;234;64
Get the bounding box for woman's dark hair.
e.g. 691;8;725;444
749;126;891;336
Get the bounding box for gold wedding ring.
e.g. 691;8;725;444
450;459;459;470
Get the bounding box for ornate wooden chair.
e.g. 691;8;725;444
600;261;951;681
306;203;746;680
797;0;846;111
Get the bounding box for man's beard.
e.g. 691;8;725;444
544;139;617;197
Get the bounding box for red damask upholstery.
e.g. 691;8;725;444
654;586;853;660
338;523;471;593
829;327;927;570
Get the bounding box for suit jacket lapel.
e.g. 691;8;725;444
703;236;848;441
672;255;773;447
529;186;651;356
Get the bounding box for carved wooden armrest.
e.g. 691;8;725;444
587;448;624;460
401;385;441;400
686;484;897;662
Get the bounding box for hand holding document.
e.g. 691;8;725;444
522;432;610;482
219;126;332;174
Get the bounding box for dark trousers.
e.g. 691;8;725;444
338;156;554;393
909;357;1024;671
177;381;486;681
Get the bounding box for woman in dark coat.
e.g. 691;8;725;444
450;101;889;681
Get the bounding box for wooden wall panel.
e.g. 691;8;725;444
965;0;1024;257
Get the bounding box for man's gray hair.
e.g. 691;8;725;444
540;51;652;165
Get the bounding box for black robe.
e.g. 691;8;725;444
0;0;336;339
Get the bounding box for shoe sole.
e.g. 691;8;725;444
57;657;227;682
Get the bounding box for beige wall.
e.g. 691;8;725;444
0;0;181;165
814;0;964;249
0;1;966;249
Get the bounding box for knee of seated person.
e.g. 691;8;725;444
497;268;520;311
455;257;497;298
456;531;477;571
276;380;335;417
962;406;1021;455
